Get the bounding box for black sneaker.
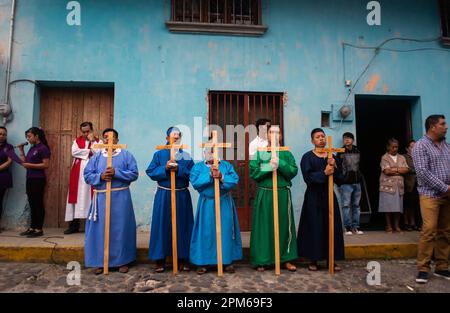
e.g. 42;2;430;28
27;230;44;238
64;228;79;235
415;271;429;284
434;270;450;280
20;229;34;236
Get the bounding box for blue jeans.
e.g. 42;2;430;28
340;183;362;228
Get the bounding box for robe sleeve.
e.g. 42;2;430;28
190;164;213;192
114;151;139;183
277;152;298;181
84;154;102;188
300;153;327;185
249;153;272;182
146;151;168;181
220;162;239;191
72;140;90;160
176;156;194;180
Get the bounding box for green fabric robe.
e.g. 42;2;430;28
249;150;299;266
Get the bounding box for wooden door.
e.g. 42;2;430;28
208;91;284;231
40;87;114;228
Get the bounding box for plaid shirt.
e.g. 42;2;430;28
412;135;450;198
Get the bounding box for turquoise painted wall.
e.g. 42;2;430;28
0;0;449;230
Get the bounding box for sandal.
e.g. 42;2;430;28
386;227;393;233
94;268;104;275
119;265;129;273
154;266;165;273
256;266;265;272
179;264;191;272
333;263;342;272
285;262;297;272
395;227;403;233
308;264;319;271
197;267;207;275
225;265;235;273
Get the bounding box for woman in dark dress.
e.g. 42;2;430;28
297;128;345;272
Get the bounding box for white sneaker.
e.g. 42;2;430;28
353;227;364;235
344;227;353;235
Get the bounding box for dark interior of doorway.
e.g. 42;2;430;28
355;96;413;231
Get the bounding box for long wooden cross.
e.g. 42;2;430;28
199;130;232;277
257;126;289;276
93;131;127;275
156;135;189;275
317;136;344;274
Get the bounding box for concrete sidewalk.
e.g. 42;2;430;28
0;229;420;264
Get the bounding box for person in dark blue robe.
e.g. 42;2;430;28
146;127;194;272
84;128;139;275
297;128;345;272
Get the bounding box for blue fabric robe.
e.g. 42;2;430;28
146;149;194;261
189;161;243;266
83;149;139;268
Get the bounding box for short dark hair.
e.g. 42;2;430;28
102;128;119;138
425;115;445;132
386;138;399;150
406;139;416;149
80;121;93;130
255;118;271;135
0;126;7;133
342;132;354;140
311;128;325;139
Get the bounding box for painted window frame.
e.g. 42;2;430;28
166;0;268;37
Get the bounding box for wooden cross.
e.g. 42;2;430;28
93;131;127;275
199;130;232;277
257;126;289;276
156;136;189;275
317;136;345;274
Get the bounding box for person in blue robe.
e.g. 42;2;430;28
84;128;139;275
146;127;194;273
189;147;242;275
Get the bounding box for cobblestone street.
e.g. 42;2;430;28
0;259;449;293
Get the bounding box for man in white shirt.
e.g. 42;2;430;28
249;118;271;160
64;122;102;235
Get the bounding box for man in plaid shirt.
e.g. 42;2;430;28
412;115;450;284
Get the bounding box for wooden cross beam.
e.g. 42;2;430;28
93;131;127;275
257;126;289;276
199;130;232;277
156;136;189;275
317;136;345;275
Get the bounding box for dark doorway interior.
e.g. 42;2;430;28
355;96;413;230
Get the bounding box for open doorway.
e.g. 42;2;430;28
355;95;419;230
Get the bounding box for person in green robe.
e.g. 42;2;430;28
249;125;298;272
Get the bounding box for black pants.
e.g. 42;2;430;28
0;188;6;221
26;178;46;230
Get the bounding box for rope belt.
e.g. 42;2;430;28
88;186;130;222
257;185;293;253
157;185;188;192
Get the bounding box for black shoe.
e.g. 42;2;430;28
20;229;34;236
27;230;44;238
64;228;79;235
415;271;429;284
434;270;450;280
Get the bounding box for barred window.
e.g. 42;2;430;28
440;0;450;41
172;0;261;25
167;0;267;36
